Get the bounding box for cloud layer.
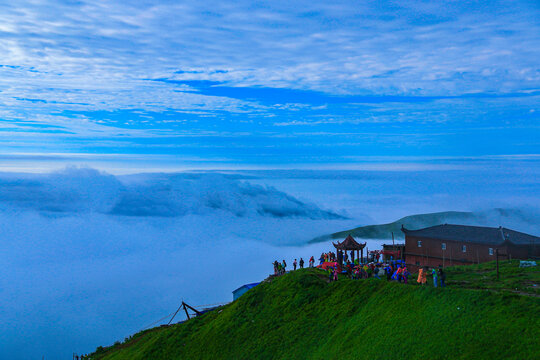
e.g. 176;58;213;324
0;167;343;219
0;165;538;359
0;0;538;163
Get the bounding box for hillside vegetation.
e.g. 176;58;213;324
90;261;540;360
311;211;475;242
311;208;539;243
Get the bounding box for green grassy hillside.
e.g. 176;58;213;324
311;211;476;243
312;208;540;243
89;262;540;360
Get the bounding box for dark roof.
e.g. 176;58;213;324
401;224;540;246
233;282;260;293
333;234;366;250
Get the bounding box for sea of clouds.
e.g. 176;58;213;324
0;168;361;360
0;167;344;220
0;164;539;359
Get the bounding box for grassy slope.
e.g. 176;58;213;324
90;262;540;360
446;259;540;296
311;211;475;243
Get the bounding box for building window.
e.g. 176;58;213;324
442;243;446;250
415;261;420;265
417;241;422;248
489;248;494;255
462;245;467;253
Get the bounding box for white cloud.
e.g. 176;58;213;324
0;0;538;157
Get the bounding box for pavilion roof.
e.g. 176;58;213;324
333;234;366;250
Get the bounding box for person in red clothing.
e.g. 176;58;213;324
402;266;410;284
396;266;404;283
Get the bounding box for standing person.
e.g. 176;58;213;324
373;265;380;279
402;266;409;284
309;256;314;267
417;267;427;285
293;259;297;270
282;259;287;272
396;266;404;283
299;258;304;268
432;268;438;287
384;264;391;281
319;254;325;265
439;268;446;287
273;261;278;275
391;266;399;281
333;266;339;281
366;264;372;278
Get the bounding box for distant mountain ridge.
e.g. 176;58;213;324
311;208;540;243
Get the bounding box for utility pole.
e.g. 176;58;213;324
496;248;500;280
442;247;445;269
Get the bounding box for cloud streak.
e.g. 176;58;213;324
0;0;538;164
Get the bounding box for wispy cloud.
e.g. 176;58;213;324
0;0;538;163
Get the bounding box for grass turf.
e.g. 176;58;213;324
89;261;539;360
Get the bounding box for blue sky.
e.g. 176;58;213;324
0;0;539;170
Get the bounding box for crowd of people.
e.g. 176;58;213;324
273;250;447;288
417;266;446;287
327;259;412;283
272;256;316;275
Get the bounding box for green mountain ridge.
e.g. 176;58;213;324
311;207;540;243
311;211;476;243
89;262;540;360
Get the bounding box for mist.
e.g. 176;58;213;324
0;162;539;359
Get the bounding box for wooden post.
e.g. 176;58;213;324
183;302;191;320
442;247;445;269
496;248;500;280
168;301;184;324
